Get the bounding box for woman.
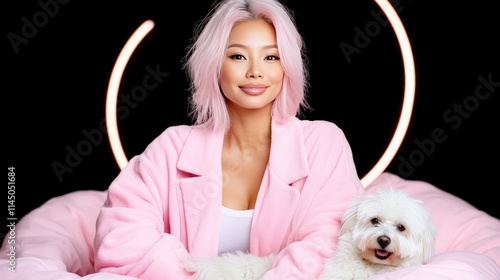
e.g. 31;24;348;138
93;0;365;279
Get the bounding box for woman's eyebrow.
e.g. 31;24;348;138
227;43;278;49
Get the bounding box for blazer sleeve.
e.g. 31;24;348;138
93;127;195;280
263;121;366;279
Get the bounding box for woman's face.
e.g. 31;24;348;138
220;19;284;113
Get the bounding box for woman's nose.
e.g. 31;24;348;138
246;62;262;78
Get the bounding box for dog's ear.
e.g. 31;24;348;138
416;207;437;264
419;229;436;264
339;197;361;236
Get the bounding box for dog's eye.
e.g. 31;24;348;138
397;224;405;232
371;218;379;225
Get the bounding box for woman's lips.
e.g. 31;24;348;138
240;85;267;95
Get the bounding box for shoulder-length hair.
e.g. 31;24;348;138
183;0;310;133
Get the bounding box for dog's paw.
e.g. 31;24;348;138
185;251;275;280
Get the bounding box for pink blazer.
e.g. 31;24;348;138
93;116;365;279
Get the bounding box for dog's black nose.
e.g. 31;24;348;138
377;236;391;248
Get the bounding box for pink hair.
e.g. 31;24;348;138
183;0;310;133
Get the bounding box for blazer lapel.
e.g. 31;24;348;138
178;126;224;257
250;117;310;255
179;171;222;257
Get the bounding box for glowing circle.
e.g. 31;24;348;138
105;20;155;170
105;0;415;187
361;0;415;187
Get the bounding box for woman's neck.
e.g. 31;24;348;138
225;107;272;153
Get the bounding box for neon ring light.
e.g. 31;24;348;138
105;0;415;188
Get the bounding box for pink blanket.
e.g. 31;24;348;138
1;172;499;279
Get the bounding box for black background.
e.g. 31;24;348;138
4;0;499;235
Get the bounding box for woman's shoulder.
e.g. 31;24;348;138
160;124;195;138
141;124;195;152
296;118;345;137
151;124;220;148
274;117;350;151
138;124;212;162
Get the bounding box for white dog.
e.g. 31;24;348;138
185;188;436;280
318;188;436;280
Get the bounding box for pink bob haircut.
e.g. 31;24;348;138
183;0;311;133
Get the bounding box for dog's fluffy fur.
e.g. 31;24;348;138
319;188;436;280
184;251;275;280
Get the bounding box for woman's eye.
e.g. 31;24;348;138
229;54;245;60
265;55;280;61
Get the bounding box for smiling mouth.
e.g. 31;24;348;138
239;86;267;95
374;249;393;260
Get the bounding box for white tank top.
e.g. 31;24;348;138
218;206;254;255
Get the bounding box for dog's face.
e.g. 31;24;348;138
340;189;436;267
